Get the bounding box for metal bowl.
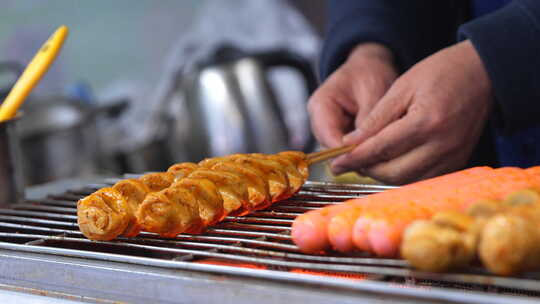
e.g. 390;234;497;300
17;97;128;185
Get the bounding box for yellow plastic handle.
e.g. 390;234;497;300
0;25;69;122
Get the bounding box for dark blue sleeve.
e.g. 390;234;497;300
320;0;463;80
459;0;540;134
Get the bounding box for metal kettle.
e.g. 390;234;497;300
168;46;317;162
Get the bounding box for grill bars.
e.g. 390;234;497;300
0;179;539;298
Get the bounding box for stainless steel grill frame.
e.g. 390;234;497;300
0;179;539;304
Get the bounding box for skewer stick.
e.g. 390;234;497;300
306;145;356;165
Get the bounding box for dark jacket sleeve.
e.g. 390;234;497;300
320;0;464;80
459;0;540;134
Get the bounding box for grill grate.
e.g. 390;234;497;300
0;179;540;300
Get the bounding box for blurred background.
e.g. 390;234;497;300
0;0;329;186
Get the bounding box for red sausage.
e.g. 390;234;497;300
332;167;493;254
293;167;494;255
291;204;349;253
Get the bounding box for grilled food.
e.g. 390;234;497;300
292;166;493;255
401;211;479;272
77;172;177;241
292;166;540;257
479;189;540;275
402;188;540;275
187;169;249;215
137;153;309;237
209;161;270;210
401;219;477;272
78;152;308;241
136;186;202;237
77;188;131;241
479;210;540;275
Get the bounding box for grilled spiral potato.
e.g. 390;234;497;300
78;152;308;240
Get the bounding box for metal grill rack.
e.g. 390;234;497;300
0;179;539;303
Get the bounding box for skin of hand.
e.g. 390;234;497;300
308;43;399;149
331;40;493;185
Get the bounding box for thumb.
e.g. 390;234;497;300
343;82;412;145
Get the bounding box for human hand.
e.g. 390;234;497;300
308;43;398;149
331;40;493;185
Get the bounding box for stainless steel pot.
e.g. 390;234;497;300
167;46;317;162
0;115;25;206
17;97;128;185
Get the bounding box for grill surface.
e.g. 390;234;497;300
0;178;539;303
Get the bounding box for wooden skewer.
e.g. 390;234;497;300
306;145;356;165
